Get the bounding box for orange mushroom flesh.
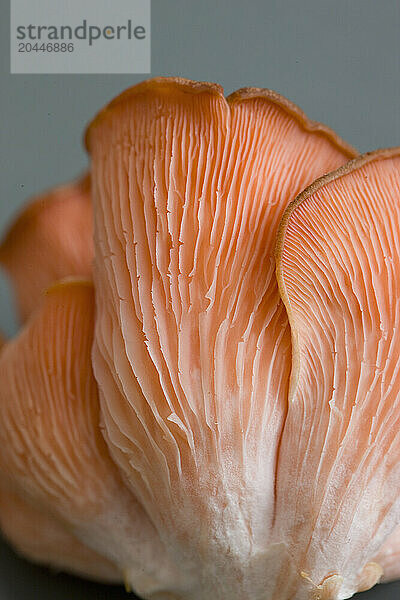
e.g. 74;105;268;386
86;77;356;597
0;314;117;584
0;485;120;583
275;149;400;598
0;279;180;597
0;174;93;322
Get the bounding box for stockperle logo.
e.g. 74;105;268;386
11;0;150;74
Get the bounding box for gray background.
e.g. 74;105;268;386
1;0;400;598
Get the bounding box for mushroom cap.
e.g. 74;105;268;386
0;279;113;515
85;77;356;158
275;148;400;598
86;76;356;598
0;278;179;596
0;174;93;322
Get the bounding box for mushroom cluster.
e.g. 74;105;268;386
0;77;400;600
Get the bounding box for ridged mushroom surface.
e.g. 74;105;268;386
5;77;398;600
86;77;356;598
275;149;400;598
0;280;180;597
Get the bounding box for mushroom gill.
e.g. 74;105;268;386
275;148;400;598
0;326;119;583
86;77;356;597
0;279;179;597
0;173;93;322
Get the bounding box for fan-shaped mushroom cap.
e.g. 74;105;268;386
275;148;400;598
0;278;180;597
0;485;120;583
0;174;93;322
87;77;355;597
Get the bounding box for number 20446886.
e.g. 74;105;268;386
18;42;74;52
